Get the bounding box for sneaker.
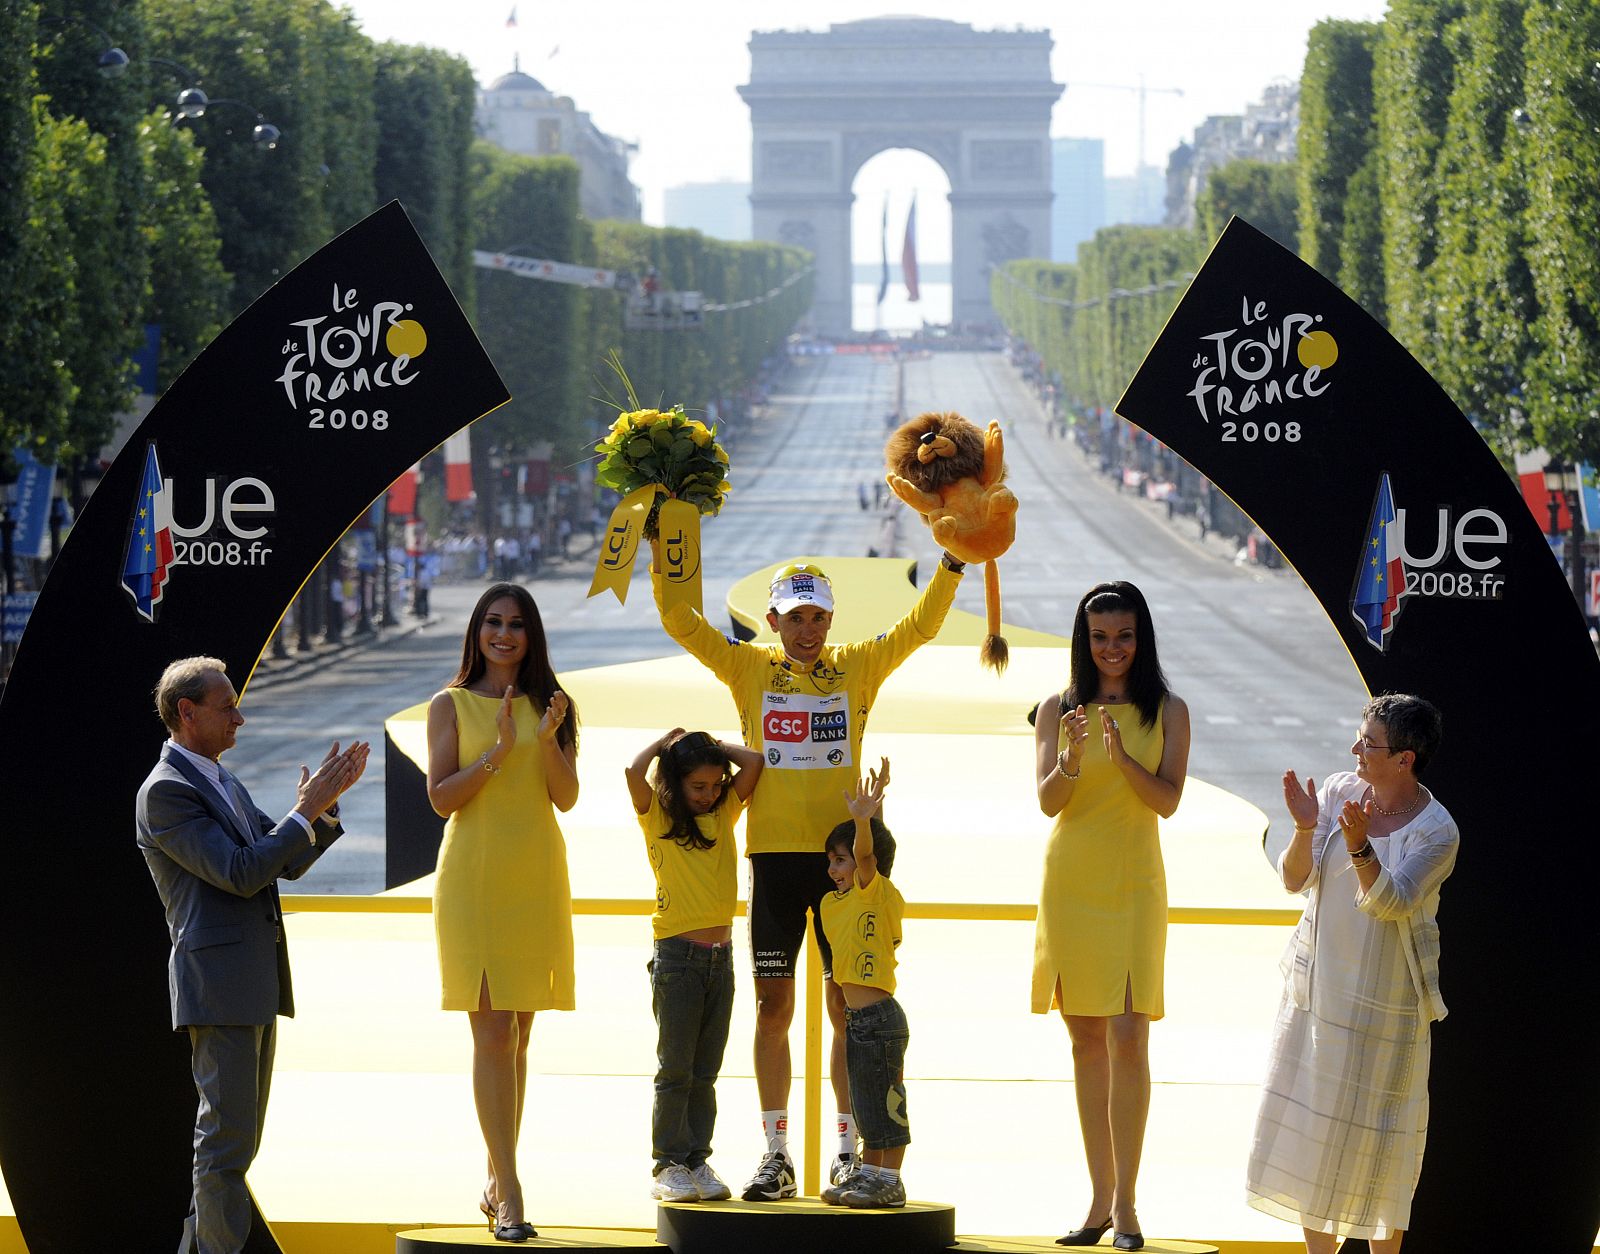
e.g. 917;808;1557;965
689;1162;732;1201
840;1172;906;1209
650;1163;698;1202
740;1151;797;1201
820;1154;862;1205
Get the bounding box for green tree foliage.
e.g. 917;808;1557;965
1299;21;1382;291
1376;0;1466;357
1337;151;1387;323
141;0;378;313
0;1;51;455
372;42;478;302
139;113;231;390
1522;0;1600;464
1196;160;1300;255
991;227;1197;415
1429;0;1535;450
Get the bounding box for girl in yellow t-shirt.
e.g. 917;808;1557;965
625;729;763;1205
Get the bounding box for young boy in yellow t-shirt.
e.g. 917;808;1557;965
819;759;909;1209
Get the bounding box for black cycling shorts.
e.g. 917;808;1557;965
748;851;836;980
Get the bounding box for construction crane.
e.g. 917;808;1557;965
1065;75;1185;172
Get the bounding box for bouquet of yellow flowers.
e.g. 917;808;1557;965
592;406;731;540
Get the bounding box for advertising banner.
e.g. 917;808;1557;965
0;202;508;1253
1117;218;1600;1253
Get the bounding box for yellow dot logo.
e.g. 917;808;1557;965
1297;330;1338;370
386;319;427;358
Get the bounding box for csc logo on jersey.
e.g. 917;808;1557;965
764;710;811;742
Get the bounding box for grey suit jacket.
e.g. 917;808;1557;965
135;743;342;1029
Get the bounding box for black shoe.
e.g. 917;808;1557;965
741;1151;797;1201
1057;1217;1113;1245
1112;1232;1144;1251
493;1219;536;1242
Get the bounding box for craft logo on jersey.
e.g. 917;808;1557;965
1186;294;1338;441
1350;471;1509;653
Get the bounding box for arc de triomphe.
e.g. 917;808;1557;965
739;18;1062;335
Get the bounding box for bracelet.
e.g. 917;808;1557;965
942;553;966;572
479;751;502;775
1294;823;1317;832
1056;750;1080;780
1348;841;1374;862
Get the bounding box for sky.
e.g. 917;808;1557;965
338;0;1389;264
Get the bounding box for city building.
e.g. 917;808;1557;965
1165;79;1300;228
475;60;641;222
1050;137;1105;263
663;180;752;241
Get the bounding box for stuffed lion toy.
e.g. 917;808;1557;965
885;411;1018;672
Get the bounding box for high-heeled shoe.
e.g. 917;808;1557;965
493;1217;537;1243
1056;1217;1113;1245
1112;1231;1144;1251
479;1189;497;1229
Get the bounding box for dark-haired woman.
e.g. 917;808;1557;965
1032;581;1191;1252
426;583;580;1242
1247;694;1457;1254
625;728;763;1204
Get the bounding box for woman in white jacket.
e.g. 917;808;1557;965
1246;693;1458;1254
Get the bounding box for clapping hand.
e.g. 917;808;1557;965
494;686;519;757
1099;705;1127;764
538;690;570;743
1058;703;1089;767
1283;770;1318;829
843;757;890;820
1338;795;1372;849
296;739;370;818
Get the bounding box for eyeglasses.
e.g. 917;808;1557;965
1355;737;1392;753
772;562;829;582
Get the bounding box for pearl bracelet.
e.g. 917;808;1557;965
1056;750;1080;780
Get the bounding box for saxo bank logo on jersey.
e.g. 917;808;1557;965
119;442;278;622
1187;294;1340;445
1351;471;1509;652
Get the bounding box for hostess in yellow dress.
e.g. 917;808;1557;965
1031;699;1167;1019
433;687;575;1012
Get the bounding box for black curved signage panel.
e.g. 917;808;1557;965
1118;218;1599;1254
0;202;507;1253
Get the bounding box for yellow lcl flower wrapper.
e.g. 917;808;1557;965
654;497;703;617
587;484;656;604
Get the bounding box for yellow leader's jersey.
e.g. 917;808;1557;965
654;561;960;855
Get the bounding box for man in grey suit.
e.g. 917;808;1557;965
136;656;368;1254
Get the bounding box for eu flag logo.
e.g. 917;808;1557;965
1350;472;1408;652
120;444;175;622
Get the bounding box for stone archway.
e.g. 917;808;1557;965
740;17;1063;335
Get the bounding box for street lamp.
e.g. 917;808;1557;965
38;15;129;78
1543;459;1589;616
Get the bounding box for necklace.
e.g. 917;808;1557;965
1368;784;1424;817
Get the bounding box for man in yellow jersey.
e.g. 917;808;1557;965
652;550;965;1199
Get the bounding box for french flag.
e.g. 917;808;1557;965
1350;472;1408;651
120;443;176;622
444;429;474;502
388;463;420;518
901;194;920;303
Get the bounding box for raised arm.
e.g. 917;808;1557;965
719;738;765;802
650;540;753;685
845;758;889;889
1102;695;1190;819
851;556;964;676
625;728;682;815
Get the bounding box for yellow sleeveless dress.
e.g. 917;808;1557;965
1031;699;1167;1019
433;687;575;1011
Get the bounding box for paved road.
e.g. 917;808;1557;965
231;350;1365;892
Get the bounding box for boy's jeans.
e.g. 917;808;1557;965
650;936;735;1170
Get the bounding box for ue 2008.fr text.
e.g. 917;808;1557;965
170;540;273;568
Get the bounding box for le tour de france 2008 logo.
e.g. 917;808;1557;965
275;282;429;432
1350;471;1511;653
1186;295;1339;445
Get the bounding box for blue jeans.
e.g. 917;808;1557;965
650;936;735;1170
844;996;911;1150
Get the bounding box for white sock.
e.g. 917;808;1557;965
858;1163;880;1181
836;1113;857;1156
879;1166;901;1184
761;1109;789;1157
